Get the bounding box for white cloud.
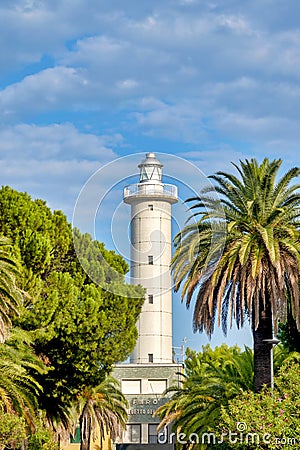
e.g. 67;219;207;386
1;0;300;141
0;123;115;159
0;123;117;217
134;100;207;143
1;0;300;202
116;79;139;90
0;67;88;118
216;14;255;35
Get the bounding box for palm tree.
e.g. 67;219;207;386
77;376;128;450
172;158;300;391
155;345;254;449
0;328;45;431
0;236;22;342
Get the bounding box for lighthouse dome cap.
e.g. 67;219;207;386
138;152;163;168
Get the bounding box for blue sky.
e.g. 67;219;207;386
1;0;300;354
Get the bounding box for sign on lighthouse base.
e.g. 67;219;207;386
113;363;182;447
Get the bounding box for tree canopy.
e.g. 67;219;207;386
172;158;300;390
218;356;300;449
156;345;298;450
155;344;254;448
0;186;144;429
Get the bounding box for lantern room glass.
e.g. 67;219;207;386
138;153;163;183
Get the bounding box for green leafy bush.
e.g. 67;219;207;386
218;357;300;449
0;412;26;447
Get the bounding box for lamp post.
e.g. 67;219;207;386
262;338;280;389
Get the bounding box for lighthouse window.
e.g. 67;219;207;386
121;379;141;394
124;424;141;443
148;204;154;210
148;255;153;265
149;425;168;444
148;353;154;363
144;379;167;394
148;294;154;304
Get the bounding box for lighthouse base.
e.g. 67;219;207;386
113;363;182;448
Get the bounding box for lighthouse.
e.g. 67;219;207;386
114;153;181;448
123;152;178;364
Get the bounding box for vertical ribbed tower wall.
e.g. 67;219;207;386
123;154;177;364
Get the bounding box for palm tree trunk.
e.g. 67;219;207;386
252;302;273;392
80;408;92;450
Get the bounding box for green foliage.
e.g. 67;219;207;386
25;424;59;450
277;288;300;353
73;229;129;290
157;345;296;450
278;320;300;353
0;328;45;428
0;236;22;341
173;158;300;335
218;356;300;449
184;344;254;391
172;158;300;390
0;186;144;428
0;412;26;447
20;271;143;420
78;376;128;450
19;230;52;273
156;345;254;449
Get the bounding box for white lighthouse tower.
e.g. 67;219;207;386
123;153;178;364
113;153;181;448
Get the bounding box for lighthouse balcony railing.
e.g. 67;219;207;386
124;183;178;199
